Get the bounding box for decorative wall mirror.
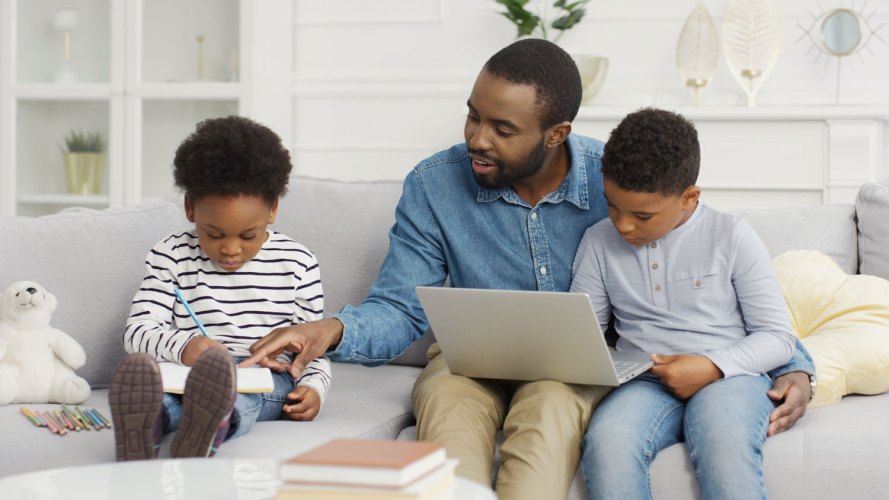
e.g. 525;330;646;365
799;4;884;102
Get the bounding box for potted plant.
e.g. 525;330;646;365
492;0;608;103
61;130;106;195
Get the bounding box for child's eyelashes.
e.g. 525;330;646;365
205;233;256;240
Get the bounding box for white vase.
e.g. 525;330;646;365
571;55;609;103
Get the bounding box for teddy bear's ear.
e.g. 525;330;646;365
46;290;58;313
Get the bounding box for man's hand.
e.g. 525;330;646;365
650;354;722;400
239;318;344;379
767;371;810;436
283;386;321;421
181;335;226;366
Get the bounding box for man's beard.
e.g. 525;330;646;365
471;137;547;190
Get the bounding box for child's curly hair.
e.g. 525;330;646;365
173;116;292;205
602;108;699;196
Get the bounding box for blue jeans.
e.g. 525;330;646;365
162;357;296;441
582;372;774;500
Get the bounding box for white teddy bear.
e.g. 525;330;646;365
0;281;91;404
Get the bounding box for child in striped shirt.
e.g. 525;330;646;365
109;115;331;461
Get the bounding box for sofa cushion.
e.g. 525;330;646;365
274;176;431;366
735;204;858;274
0;203;187;389
856;182;889;281
774;250;889;407
273;176;402;318
0;362;420;478
215;362;420;461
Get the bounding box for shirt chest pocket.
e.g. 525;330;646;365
669;265;727;309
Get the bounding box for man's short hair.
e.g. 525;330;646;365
602;108;700;196
483;38;582;130
173;115;292;205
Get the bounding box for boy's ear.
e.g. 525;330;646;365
681;186;701;210
268;199;279;225
184;195;196;223
545;121;572;149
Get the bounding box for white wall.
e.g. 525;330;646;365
290;0;889;187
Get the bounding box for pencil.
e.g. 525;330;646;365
26;408;48;427
40;411;66;435
85;409;102;430
55;409;74;430
74;407;92;431
174;288;209;336
92;408;112;428
62;406;87;430
20;407;43;427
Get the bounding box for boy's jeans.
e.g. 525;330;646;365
582;372;774;500
162;356;297;440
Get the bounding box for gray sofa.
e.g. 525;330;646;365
1;175;888;499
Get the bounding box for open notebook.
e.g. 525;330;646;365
157;361;274;394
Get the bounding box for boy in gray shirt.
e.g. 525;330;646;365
571;108;795;500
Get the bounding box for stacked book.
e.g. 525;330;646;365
275;438;457;500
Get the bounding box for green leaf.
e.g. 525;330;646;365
552;9;585;30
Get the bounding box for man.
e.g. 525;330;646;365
242;39;815;500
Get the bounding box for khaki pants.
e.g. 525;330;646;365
411;343;612;500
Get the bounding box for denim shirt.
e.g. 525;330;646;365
330;134;814;380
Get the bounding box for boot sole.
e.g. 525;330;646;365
109;353;163;461
170;348;236;458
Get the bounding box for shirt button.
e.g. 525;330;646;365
651;242;658;248
655;284;662;291
695;280;702;287
531;212;538;220
540;266;547;275
652;263;658;270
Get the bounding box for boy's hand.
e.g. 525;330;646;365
767;371;810;436
240;318;344;379
181;335;226;366
650;354;722;400
283;386;321;421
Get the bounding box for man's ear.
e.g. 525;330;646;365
545;121;572;149
681;186;701;210
184;195;196;223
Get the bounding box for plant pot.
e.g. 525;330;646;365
63;152;105;195
571;55;609;103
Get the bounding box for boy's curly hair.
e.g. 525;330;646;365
173;116;292;205
602;108;699;196
484;38;582;130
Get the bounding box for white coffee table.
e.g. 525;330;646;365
0;458;497;499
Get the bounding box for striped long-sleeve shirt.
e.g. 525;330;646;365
124;229;331;401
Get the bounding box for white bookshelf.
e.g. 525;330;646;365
0;0;291;217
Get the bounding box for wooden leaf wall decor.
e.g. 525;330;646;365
721;0;782;106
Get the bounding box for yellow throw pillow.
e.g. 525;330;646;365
773;250;889;408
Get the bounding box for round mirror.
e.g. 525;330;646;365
821;9;861;56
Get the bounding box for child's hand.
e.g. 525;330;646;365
283;386;321;421
181;336;226;366
650;354;722;400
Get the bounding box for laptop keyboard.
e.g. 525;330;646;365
614;360;644;378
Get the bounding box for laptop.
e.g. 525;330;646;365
415;286;653;386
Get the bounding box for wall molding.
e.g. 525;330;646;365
293;0;443;26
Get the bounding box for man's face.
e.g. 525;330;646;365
603;177;698;248
184;194;278;272
464;70;548;190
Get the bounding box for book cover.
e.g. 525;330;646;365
157;361;273;394
280;439;447;488
275;459;457;500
